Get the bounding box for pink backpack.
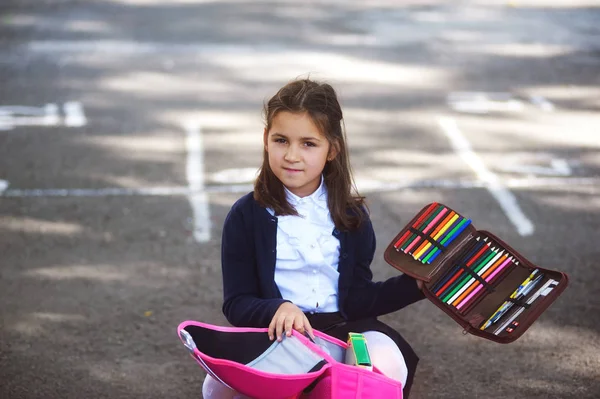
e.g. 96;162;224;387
177;321;403;399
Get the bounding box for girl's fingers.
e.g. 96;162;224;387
268;318;276;340
284;315;295;338
303;316;316;340
275;315;286;341
294;317;305;335
268;304;311;342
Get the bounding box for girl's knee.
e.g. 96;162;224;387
202;375;248;399
362;331;408;386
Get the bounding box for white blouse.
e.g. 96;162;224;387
270;178;341;313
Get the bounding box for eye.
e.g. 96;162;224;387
304;141;317;147
274;138;287;144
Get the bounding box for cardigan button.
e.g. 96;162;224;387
342;252;348;259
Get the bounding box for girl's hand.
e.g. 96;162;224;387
416;279;424;290
269;302;315;342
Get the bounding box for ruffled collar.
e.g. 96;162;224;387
283;175;328;211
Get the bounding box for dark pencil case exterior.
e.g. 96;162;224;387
383;202;569;344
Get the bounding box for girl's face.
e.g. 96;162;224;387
264;111;336;198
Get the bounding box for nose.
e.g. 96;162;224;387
284;144;300;163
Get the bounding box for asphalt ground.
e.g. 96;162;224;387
0;1;599;398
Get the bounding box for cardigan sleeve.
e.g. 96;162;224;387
221;204;289;328
342;217;426;321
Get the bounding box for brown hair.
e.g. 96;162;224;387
254;78;367;231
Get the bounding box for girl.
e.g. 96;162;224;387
203;78;425;399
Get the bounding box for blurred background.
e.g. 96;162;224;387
0;0;599;398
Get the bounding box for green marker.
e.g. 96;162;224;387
421;218;468;264
346;332;373;370
440;218;468;246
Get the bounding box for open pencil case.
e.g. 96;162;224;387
383;202;569;343
177;320;403;398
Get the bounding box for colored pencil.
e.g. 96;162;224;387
402;205;444;252
435;241;490;297
442;247;498;303
432;237;485;293
410;206;449;257
404;206;446;253
455;253;510;310
399;203;441;251
394;202;438;249
459;257;517;315
450;250;505;306
421;216;463;263
439;243;496;301
427;219;472;263
413;212;458;261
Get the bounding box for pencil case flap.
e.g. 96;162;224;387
462;230;569;343
384;202;477;283
421;230;568;343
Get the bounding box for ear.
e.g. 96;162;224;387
327;139;340;161
263;128;269;152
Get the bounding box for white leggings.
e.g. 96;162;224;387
202;331;407;398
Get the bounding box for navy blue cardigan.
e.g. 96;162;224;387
221;192;425;328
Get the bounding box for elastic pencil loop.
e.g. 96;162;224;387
407;227;445;250
426;236;444;251
457;264;494;291
505;297;531;309
408;227;427;239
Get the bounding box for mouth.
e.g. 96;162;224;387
283;167;302;173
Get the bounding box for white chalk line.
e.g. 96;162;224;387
447;92;554;114
0;102;87;130
63;102;87;127
25;40;277;55
184;122;210;243
499;158;572;176
437;116;535;236
2;177;597;198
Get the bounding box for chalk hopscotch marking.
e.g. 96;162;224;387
25;40;277;55
437;116;535;236
210;168;259;184
528;95;555;112
0;102;87;130
499;158;572;176
63;102;87;127
447;92;554;114
184;122;211;243
2;177;597;198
